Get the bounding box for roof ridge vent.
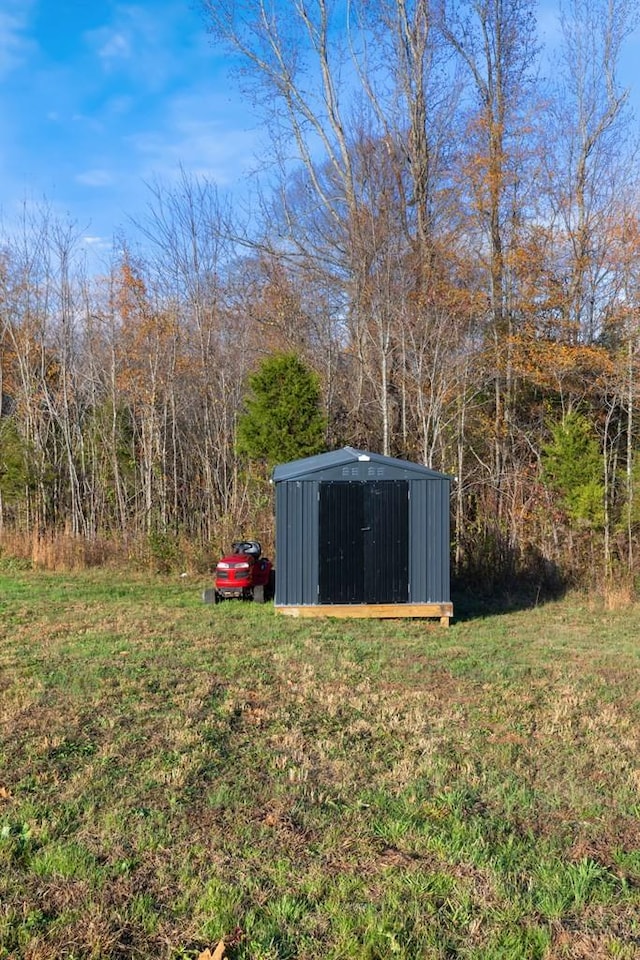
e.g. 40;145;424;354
357;454;370;461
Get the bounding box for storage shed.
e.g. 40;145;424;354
272;447;453;624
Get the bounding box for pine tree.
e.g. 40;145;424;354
541;413;605;528
0;418;32;502
236;353;326;469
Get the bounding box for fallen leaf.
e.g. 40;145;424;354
197;942;225;960
0;787;11;801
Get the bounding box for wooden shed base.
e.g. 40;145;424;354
275;603;453;626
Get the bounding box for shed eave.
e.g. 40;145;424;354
272;446;453;482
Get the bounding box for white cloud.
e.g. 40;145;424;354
70;112;105;134
125;91;261;187
105;95;135;117
76;168;115;187
82;234;111;250
0;2;37;78
83;4;172;87
96;29;132;62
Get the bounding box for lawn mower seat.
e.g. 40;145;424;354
232;540;262;559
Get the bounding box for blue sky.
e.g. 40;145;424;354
0;0;260;260
1;0;638;270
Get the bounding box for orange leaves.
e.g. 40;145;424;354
112;256;180;407
509;330;613;393
460;113;511;220
112;258;149;324
247;265;309;355
0;332;19;397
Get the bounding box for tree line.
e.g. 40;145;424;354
1;0;640;592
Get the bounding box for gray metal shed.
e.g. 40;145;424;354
272;447;453;623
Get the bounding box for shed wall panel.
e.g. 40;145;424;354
430;480;448;602
409;479;450;603
275;481;318;605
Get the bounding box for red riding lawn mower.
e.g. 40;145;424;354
203;540;274;604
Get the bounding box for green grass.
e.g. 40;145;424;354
1;568;639;959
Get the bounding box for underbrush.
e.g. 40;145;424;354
0;529;219;576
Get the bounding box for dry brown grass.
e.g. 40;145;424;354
0;528;218;574
601;578;636;611
1;528;125;570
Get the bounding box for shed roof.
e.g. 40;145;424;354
272;446;452;482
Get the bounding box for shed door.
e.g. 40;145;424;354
318;481;409;604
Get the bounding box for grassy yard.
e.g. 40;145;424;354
0;567;638;959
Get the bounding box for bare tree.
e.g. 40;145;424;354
543;0;638;344
438;0;539;521
201;1;462;458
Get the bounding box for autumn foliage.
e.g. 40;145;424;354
2;0;640;593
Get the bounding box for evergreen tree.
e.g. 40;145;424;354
0;418;32;502
237;353;326;469
541;413;605;528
